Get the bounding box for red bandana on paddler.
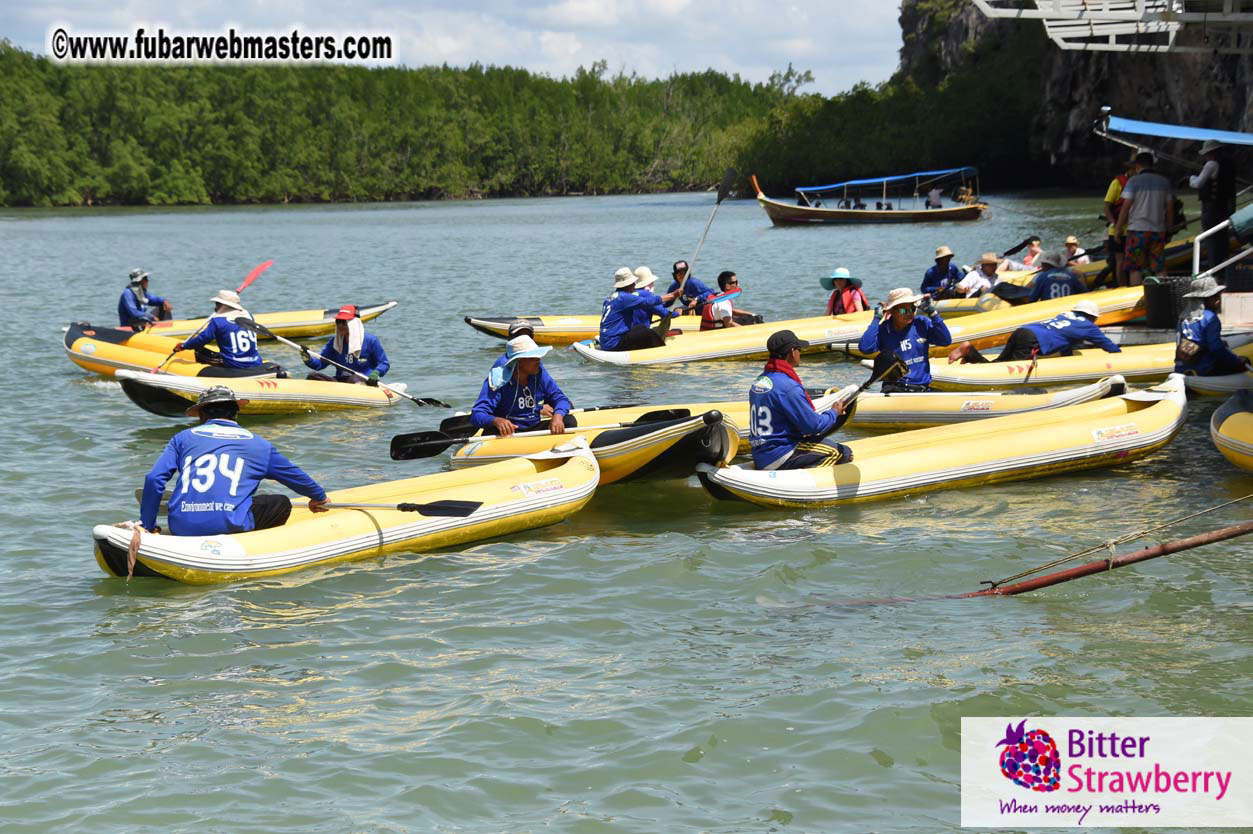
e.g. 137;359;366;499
764;358;812;406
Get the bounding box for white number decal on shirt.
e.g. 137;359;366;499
1048;284;1072;299
228;330;255;355
751;406;774;436
180;453;246;496
1047;317;1073;331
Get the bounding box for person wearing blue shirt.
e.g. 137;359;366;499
599;268;672;351
749;330;851;470
1175;277;1251;376
663;259;716;312
858;288;952;392
921;245;964;298
950;299;1121;363
118;269;172;329
471;335;573;436
1028;252;1087;302
174;289;265;369
632;266;668;328
140;386;328;536
302;305;390;384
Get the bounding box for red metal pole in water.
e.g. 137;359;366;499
960;520;1253;598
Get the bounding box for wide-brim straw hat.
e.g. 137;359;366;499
210;289;244;310
1183;276;1226;298
884;287;925;311
503;334;552;365
613;267;636;289
1065;235;1079;245
634;266;659;289
935;245;954;260
978;252;1000;267
185;384;249;417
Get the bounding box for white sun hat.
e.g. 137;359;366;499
634;266;659;289
1071;299;1100;318
614;267;636;289
210;289;243;310
883;287;925;311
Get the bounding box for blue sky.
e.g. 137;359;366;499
8;2;904;95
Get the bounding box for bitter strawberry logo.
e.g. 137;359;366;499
996;719;1061;792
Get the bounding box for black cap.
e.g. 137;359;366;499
672;260;689;275
506;319;535;339
767;329;809;358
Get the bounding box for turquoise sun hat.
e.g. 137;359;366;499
489;335;552;389
820;266;862;291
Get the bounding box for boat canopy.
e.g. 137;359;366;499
796;167;978;193
1106;115;1253;147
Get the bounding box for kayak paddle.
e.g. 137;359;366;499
152;259;274;373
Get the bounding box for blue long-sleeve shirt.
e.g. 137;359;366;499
858;313;952;388
599;290;670;350
1024;312;1121;356
470;364;571;431
1176;309;1245;375
748;368;838;469
141;419;326;535
1029;268;1087;302
303;332;389;381
182;315;263;368
663;276;715;309
118;287;168;326
632;289;667;329
920;263;963;296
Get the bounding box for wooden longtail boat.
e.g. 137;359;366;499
751;170;986;226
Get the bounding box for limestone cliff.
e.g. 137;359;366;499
896;0;1250;182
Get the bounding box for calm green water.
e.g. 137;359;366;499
1;192;1248;833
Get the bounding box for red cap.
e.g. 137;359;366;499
334;304;358;321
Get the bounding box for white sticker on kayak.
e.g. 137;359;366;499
961;400;995;412
1093;423;1140;442
511;478;564;497
80;343;96;355
462;441;482;457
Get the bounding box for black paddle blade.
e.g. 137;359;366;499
716;168;737;203
633;408;691;423
399;500;481;517
390;430;457;460
438;414;476;437
416;397;452;408
235;318;273;338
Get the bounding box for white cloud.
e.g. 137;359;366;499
12;0;905;94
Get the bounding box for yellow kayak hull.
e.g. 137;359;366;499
139;301;398;340
696;375;1187;508
93;443;600;584
1211;390;1253;472
64;322;278;379
929;341;1253;390
450;411;741;484
463;312;707;346
116;370;407;415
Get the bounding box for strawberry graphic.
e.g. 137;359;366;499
996;719;1061;792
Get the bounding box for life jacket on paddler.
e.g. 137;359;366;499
700;290;739;330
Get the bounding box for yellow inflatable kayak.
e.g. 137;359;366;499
695;375;1187;508
1211;390;1253;471
1181;367;1253;397
138;301;398;340
571;287;1145;366
448;410;741;484
464;311;717;346
116;369;409;416
94;441;600;584
65;322;281;379
928;340;1253;390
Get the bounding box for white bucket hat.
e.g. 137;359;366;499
883;287;925;311
1037;250;1064;268
128;268;150;284
613;267;636;289
633;266;659;289
1200;139;1222;155
1182;276;1226;298
210;289;243;310
490;335;552;389
1071;299;1100;319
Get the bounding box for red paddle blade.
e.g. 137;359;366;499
236;259;274;293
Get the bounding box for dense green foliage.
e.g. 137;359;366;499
0;24;1048;207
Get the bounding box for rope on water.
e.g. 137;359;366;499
982;493;1252;589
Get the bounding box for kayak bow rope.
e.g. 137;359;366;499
153;259;274;373
236;318;450;408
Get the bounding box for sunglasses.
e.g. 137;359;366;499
726;280;739;286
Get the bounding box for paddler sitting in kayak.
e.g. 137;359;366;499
663;259;716;314
1028;251;1087;302
700;272;760;329
139;386;329;536
118;269;172;329
174;289;276;373
948;299;1121;363
599;267;673;351
1175;276;1252;377
471;334;573;437
859;288;951;392
822;266;869;314
300;304;390;385
749;330;851;469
